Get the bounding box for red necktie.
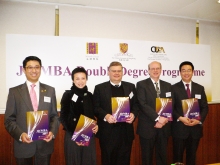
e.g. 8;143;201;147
186;84;191;98
30;84;38;111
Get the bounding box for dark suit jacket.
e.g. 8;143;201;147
136;78;171;139
4;82;60;158
171;81;208;139
93;81;139;142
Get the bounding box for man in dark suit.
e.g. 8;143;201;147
171;61;208;165
4;56;60;165
93;61;139;165
136;61;171;165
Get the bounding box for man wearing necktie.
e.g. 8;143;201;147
4;56;60;165
93;61;139;165
136;61;171;165
171;61;208;165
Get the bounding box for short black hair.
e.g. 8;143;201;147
179;61;194;71
23;56;42;68
71;67;88;80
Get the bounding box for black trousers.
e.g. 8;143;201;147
16;153;51;165
173;136;200;165
99;125;132;165
139;130;168;165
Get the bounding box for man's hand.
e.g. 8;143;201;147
43;131;53;142
154;122;163;128
92;125;98;134
178;116;191;125
21;132;33;143
126;113;135;124
105;114;117;124
189;119;200;126
158;116;168;126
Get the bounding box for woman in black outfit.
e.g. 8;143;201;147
60;67;98;165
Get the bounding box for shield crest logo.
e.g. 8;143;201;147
120;43;128;54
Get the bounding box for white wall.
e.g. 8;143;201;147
0;1;220;113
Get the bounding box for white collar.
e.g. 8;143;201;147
26;80;40;88
110;81;121;87
150;78;160;85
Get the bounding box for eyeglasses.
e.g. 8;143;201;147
150;68;161;71
25;66;41;71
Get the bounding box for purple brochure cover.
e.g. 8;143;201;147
182;98;200;120
72;115;96;146
156;98;173;121
27;110;49;141
111;97;130;122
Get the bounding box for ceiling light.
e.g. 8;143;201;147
218;0;220;3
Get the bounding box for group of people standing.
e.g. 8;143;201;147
4;56;208;165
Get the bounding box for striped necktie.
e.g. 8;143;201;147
155;82;160;98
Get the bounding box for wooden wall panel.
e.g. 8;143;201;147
202;104;220;164
0;115;14;165
1;103;220;165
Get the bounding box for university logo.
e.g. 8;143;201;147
120;43;128;54
86;43;98;54
113;43;135;61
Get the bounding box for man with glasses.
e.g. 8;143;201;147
171;61;208;165
4;56;59;165
136;61;171;165
93;61;139;165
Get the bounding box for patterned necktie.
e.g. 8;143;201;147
186;84;191;98
30;84;38;111
155;82;160;98
115;85;119;87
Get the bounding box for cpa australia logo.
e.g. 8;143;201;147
120;43;128;54
151;46;165;53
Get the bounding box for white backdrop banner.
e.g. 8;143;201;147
6;34;211;109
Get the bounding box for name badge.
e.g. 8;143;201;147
166;92;171;97
129;92;134;99
195;94;201;99
72;94;78;102
44;96;51;103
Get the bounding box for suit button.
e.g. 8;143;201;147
73;118;76;121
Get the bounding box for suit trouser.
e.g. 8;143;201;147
16;153;51;165
173;136;200;165
139;131;168;165
99;125;132;165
